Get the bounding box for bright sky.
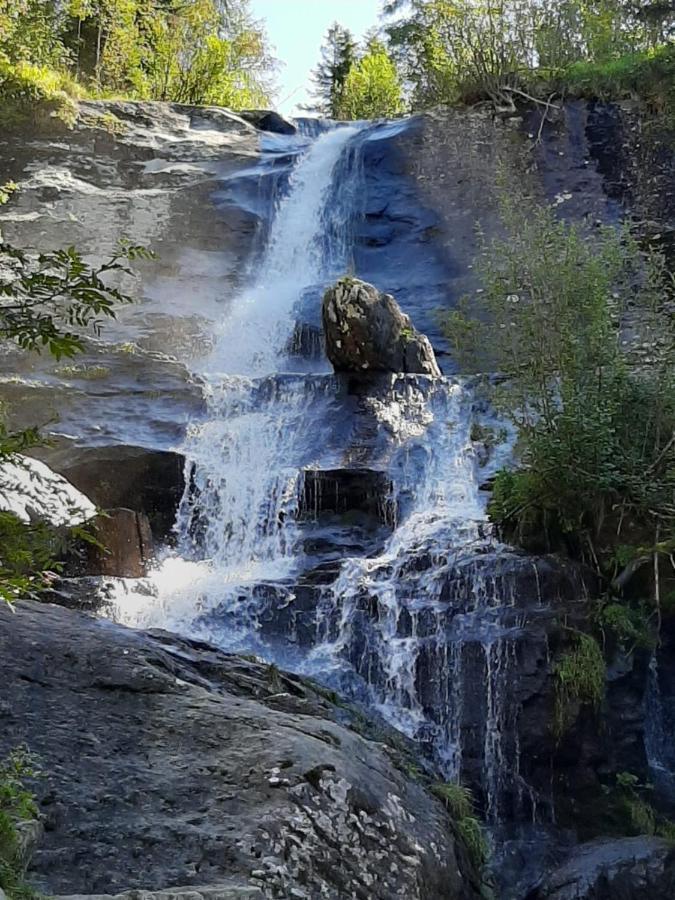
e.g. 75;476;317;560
250;0;383;116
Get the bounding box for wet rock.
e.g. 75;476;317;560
50;445;185;542
322;278;441;376
239;109;297;135
298;467;396;528
0;455;95;526
0;600;481;900
73;508;155;579
54;889;263;900
528;837;675;899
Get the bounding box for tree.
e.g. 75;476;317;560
338;41;404;119
309;22;358;117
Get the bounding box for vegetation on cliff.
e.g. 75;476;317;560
313;0;674;120
0;0;275;127
0;189;149;605
0;749;39;899
444;187;674;649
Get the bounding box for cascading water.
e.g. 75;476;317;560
111;121;539;836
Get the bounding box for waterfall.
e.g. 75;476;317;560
110;121;534;826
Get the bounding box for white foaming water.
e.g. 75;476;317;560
113;125;363;632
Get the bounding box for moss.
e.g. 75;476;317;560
55;364;111;380
431;782;489;871
554;633;606;739
79;111;127;137
561;45;675;123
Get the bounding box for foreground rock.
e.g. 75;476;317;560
0;601;481;900
527;837;675;899
322;278;441;376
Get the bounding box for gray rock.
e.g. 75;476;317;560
322;278;441;376
529;837;675;899
0;600;481;900
55;888;263;900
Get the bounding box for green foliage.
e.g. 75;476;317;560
431;782;488;870
339;41;404;120
0;511;61;607
554;632;606;737
0;748;40;900
0;59;81;128
596;601;654;651
0;0;276;118
384;0;674;110
562;44;675;120
0;242;152;359
309;22;359;118
444;193;675;606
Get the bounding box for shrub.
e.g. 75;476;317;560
0;748;40;900
443;193;675;607
0;59;82;129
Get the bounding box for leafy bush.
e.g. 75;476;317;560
0;748;40;900
0;58;81;128
443;194;675;608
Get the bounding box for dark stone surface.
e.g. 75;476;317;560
298;467;396;528
47;444;185;542
526;837;675;899
239;110;297;135
0;600;481;900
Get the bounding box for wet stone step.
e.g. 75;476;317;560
297;467;397;529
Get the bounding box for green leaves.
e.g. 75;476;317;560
339;44;405;120
0;241;150;360
449;192;675;602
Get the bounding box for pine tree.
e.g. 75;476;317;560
309;21;357;118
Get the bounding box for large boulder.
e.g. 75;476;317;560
322;278;441;376
0;600;482;900
528;837;675;899
79;508;155;579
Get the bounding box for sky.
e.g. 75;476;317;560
250;0;383;116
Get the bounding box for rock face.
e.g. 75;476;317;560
0;600;481;900
48;445;185;542
527;837;675;899
81;508;155;578
322;278;441;376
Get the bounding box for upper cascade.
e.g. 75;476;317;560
322;277;441;376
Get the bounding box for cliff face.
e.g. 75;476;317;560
0;99;674;900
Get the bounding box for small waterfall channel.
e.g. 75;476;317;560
112;120;550;841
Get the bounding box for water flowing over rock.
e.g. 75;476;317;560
0;600;482;900
322;278;441;375
2;97;674;899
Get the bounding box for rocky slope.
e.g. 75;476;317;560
0;600;481;900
